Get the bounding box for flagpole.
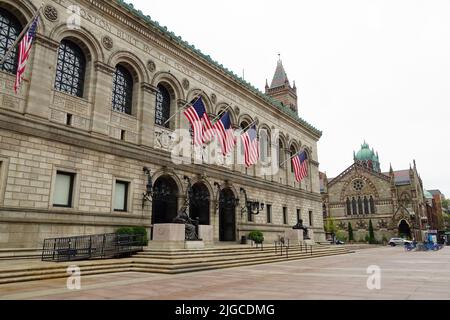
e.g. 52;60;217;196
210;104;232;124
241;120;257;132
162;90;204;126
0;4;44;66
280;150;301;168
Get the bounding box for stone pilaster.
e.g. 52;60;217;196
139;82;157;148
89;61;115;136
24;34;59;119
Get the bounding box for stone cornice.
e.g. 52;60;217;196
78;0;322;141
0;111;322;202
34;33;59;50
140;82;158;94
94;61;116;75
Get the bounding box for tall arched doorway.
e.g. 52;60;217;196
190;183;210;225
219;188;236;241
152;176;179;225
398;220;411;239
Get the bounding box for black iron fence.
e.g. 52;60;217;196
42;233;145;262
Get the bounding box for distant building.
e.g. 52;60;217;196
321;141;431;241
425;190;445;232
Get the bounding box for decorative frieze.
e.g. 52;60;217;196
52;91;91;116
154;126;176;151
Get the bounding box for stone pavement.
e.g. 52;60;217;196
0;247;449;300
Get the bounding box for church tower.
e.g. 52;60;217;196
265;57;298;113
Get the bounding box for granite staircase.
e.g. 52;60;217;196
0;244;352;285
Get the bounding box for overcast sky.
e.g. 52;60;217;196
132;0;450;197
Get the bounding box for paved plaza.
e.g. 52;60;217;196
0;247;449;300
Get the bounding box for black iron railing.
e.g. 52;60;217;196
42;233;145;262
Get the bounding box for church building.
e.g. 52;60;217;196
321;142;430;241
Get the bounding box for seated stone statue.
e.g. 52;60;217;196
172;205;200;241
292;219;310;240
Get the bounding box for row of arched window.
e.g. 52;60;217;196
346;196;376;215
0;8;174;126
0;7;311;172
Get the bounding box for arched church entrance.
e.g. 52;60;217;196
189;183;210;225
219;188;236;242
398;220;412;239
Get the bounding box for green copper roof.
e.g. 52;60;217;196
115;0;322;137
355;142;375;161
424;190;433;199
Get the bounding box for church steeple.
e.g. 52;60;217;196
265;56;298;114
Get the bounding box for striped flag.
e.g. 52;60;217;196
183;97;214;146
14;16;39;94
241;125;259;167
213;111;236;156
292;150;309;182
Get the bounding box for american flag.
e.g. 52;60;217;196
213;111;236;156
292;150;309;182
241;125;259;167
183;96;214;146
14;16;39;94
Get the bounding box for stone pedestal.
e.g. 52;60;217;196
152;223;185;248
198;225;213;243
305;229;315;245
285;229;304;245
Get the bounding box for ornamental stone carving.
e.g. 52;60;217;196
182;78;190;90
147;60;156;73
102;36;113;50
44;5;58;22
211;93;217;105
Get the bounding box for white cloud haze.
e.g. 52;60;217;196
132;0;450;196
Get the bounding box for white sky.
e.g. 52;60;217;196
132;0;450;197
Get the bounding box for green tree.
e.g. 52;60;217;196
324;218;337;235
348;222;354;242
368;219;376;244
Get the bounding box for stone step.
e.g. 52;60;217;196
0;246;353;285
135;247;348;260
0;248;42;260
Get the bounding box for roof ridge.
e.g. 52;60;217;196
115;0;322;137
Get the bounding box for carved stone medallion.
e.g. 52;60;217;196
147;60;156;73
102;36;113;50
44;5;58;22
211;93;217;105
182;78;190;90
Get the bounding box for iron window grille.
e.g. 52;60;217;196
111;65;133;114
54;40;86;98
155;84;171;128
0;9;21;74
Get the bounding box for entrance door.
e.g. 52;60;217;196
219;188;236;241
398;220;412;239
190;183;210;225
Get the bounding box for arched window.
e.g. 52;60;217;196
111;65;133;115
155;84;171;128
278;139;285;168
346;198;351;216
352;197;357;215
370;196;376;214
358;196;363;215
0;9;21;74
364;196;369;214
290;146;297;173
54;40;86;97
240;121;249;156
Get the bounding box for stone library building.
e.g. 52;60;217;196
0;0;325;248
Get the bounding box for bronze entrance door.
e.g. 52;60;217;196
219;188;236;242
